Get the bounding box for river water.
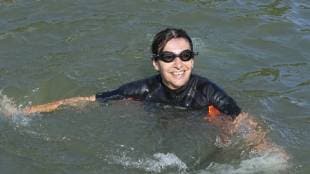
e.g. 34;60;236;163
0;0;309;173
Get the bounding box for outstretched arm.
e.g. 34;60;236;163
24;95;96;114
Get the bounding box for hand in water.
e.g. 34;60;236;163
206;111;289;161
210;113;263;144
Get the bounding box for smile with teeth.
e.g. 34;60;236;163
171;70;185;79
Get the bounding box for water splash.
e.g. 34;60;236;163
110;152;188;173
0;91;31;125
198;150;289;174
109;149;288;174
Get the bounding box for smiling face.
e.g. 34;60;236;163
152;38;194;90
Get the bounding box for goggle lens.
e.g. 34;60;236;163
154;50;198;63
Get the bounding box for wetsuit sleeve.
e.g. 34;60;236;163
95;79;149;103
204;82;241;118
95;88;124;103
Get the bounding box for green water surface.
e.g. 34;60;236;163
1;0;309;173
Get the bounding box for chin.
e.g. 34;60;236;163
163;72;191;89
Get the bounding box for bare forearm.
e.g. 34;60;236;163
61;96;96;105
24;95;96;114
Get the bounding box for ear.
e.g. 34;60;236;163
191;59;194;68
152;60;160;71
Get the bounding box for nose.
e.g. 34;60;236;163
173;57;183;68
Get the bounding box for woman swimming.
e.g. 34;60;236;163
21;28;289;163
24;28;240;118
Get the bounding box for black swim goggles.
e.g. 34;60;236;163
152;49;198;63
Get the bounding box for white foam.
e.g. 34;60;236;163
0;91;18;116
109;149;289;174
198;150;289;174
110;152;188;173
0;90;31;125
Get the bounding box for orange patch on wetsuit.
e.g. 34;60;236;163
208;105;221;117
204;105;221;122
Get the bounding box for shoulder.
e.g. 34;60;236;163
118;74;161;96
191;74;226;94
95;75;161;101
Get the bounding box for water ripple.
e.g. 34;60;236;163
237;68;280;82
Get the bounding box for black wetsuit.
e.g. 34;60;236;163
96;74;241;118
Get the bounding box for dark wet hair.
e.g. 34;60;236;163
151;28;193;57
